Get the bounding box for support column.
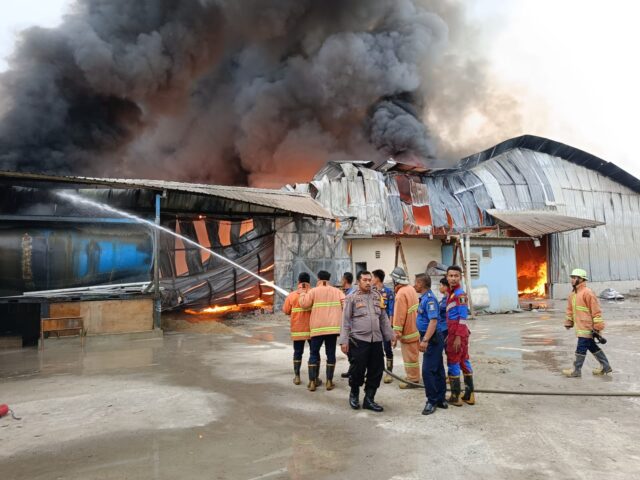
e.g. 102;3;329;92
153;193;162;329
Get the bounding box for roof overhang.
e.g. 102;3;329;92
486;209;605;237
0;170;333;219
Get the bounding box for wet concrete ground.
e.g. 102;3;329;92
1;300;640;479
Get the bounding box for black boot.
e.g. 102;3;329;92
461;374;475;405
562;353;586;378
315;359;323;387
592;350;613;375
437;399;449;409
349;387;360;410
448;376;463;406
326;364;335;390
307;364;317;391
363;388;384;412
422;402;436;415
341;371;351;378
293;360;302;385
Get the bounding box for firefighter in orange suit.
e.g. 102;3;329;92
299;270;345;391
283;272;312;385
390;267;421;388
562;268;612;377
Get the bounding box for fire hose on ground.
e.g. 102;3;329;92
382;369;640;397
0;404;21;420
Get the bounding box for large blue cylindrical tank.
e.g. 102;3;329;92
0;223;153;296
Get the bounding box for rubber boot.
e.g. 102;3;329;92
447;376;463;406
307;364;317;391
363;387;384;412
315;359;323;387
349;386;360;410
293;360;302;385
383;357;393;384
592;350;613;375
326;363;335;390
461;374;476;405
562;353;586;377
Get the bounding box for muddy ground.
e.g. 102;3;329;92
1;300;639;479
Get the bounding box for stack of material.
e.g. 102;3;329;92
599;288;624;300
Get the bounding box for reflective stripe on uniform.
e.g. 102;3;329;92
593;317;604;323
577;329;592;335
401;331;420;341
408;304;419;314
310;326;341;334
312;302;342;308
393;326;403;331
291;307;312;313
404;362;419;368
575;305;590;312
291;331;310;337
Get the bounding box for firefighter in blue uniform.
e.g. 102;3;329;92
372;269;395;384
415;274;447;415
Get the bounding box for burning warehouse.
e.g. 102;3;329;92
0;171;331;346
284;135;640;312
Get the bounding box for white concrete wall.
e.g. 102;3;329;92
350;238;442;279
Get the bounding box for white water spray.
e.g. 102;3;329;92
56;191;289;297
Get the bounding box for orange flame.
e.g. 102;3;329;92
518;262;547;298
185;298;269;316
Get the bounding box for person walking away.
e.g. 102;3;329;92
342;272;356;296
445;265;475;406
562;268;612;377
339;271;395;412
390;267;421;389
339;272;358;378
282;272;312;385
299;270;345;391
372;269;395;384
437;277;449;345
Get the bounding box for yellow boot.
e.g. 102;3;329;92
383;358;393;384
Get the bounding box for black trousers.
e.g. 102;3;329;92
348;339;384;391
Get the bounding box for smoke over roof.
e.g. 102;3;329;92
0;0;522;187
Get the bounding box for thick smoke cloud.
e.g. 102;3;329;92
0;0;521;186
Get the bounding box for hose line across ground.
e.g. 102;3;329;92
383;369;640;397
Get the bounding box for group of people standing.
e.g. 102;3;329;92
283;264;476;415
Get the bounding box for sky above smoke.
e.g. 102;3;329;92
1;1;639;186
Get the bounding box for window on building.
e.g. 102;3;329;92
482;247;491;258
375;250;381;259
469;256;480;278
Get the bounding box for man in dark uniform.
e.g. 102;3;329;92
339;271;395;412
417;275;448;415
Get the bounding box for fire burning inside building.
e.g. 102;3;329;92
516;237;548;299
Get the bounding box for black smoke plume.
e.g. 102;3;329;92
0;0;521;186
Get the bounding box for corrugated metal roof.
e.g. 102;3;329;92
486;209;605;237
460;135;640;193
0;170;332;219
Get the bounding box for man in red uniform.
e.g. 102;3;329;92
445;265;475;406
